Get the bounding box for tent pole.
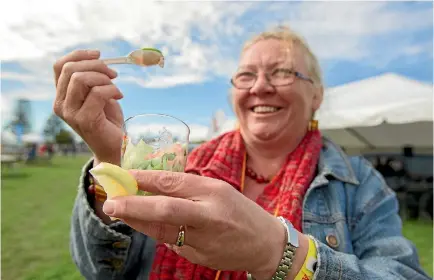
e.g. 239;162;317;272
346;128;376;150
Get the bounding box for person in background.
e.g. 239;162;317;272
53;26;430;280
46;143;54;160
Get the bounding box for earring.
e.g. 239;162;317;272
308;120;318;131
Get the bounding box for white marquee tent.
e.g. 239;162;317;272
316;73;433;150
22;133;44;143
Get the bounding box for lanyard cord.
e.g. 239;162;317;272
214;152;282;280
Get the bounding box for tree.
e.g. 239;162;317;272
43;114;65;142
8;99;33;135
55;128;74;145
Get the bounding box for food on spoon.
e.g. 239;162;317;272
131;47;165;68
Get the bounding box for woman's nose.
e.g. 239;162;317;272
249;75;275;96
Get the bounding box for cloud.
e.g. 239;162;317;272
1;0;249;91
3;86;55;101
1;1;432;94
268;1;433;62
117;73;206;89
1;0;253;60
1;71;52;84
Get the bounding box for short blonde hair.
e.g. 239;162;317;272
242;26;323;86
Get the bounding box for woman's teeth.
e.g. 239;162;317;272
251;106;281;113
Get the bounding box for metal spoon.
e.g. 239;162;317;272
102;48;164;68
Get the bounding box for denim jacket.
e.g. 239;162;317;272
70;138;431;280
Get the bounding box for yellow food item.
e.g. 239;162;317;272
89;162;138;199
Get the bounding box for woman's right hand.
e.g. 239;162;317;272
53;50;124;165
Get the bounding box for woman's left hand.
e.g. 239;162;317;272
102;170;286;277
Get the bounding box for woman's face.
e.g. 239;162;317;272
231;39;323;145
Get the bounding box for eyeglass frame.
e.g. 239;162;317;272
230;68;314;90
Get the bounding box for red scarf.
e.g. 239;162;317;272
149;129;322;280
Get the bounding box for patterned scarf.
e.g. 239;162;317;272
149;129;322;280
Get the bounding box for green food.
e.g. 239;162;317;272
121;139;153;169
139;47;164;68
121;140;187;196
141;47;163;55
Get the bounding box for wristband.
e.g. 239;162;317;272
294;236;318;280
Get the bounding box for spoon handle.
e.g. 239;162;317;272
102;57;130;65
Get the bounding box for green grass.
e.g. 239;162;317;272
402;220;433;276
1;156;433;279
2;156;87;280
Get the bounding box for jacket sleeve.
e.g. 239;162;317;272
312;157;431;280
70;159;156;280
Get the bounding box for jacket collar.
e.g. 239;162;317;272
317;136;360;185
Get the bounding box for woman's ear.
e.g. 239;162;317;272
228;90;235;111
312;84;324;111
228;90;240;130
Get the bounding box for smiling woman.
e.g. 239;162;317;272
52;25;431;280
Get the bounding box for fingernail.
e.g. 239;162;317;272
103;200;115;215
87;49;100;57
109;68;118;78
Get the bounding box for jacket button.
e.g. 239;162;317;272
110;259;124;270
112;241;128;249
326;234;339;248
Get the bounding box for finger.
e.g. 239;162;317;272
122;217;200;248
129;170;219;199
53;49;101;86
78;84;123;117
70;84;123;134
165;244;197;260
56;59;117;106
102;195;208;227
64;72;121;113
105;99;124;128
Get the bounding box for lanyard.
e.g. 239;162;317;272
214;152;282;280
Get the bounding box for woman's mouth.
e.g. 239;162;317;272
250;105;282;114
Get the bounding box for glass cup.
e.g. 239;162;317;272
121;114;190;195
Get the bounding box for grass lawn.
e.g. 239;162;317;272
2;156;433;279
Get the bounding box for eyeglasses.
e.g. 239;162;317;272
230;68;314;89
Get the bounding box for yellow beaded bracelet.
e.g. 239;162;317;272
94;184;107;202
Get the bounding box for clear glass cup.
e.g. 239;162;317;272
121;114;190;195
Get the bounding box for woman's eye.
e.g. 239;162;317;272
272;68;292;78
236;72;255;81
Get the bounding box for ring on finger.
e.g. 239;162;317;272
176;225;186;247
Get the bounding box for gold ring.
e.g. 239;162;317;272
176;225;186;247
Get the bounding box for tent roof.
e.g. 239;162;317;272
317;73;433;129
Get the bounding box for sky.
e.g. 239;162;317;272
1;0;433;142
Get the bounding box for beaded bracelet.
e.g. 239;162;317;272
88;176;107;202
